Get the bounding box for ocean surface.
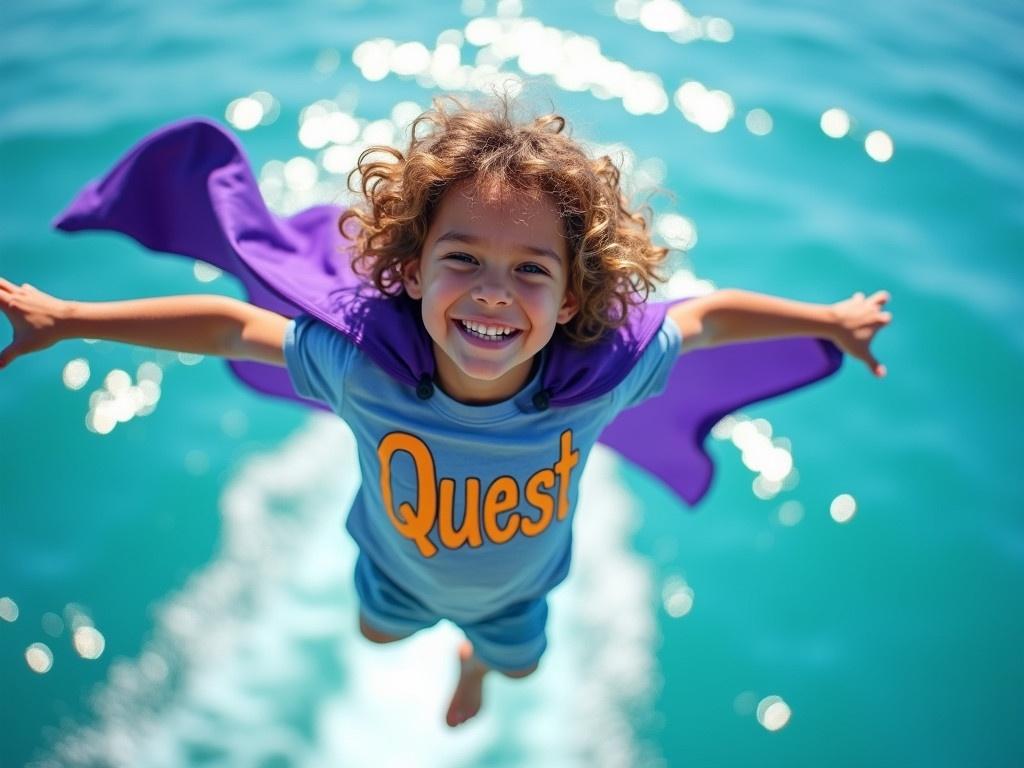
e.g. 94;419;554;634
2;1;1022;766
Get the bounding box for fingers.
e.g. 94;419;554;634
0;343;20;369
0;285;17;314
854;290;893;323
0;278;40;294
864;354;886;378
851;290;890;306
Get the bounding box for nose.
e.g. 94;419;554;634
471;273;512;307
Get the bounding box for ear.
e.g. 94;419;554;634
402;259;423;299
556;290;579;325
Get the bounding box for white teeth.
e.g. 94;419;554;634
460;320;516;338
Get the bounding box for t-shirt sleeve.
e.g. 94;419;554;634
283;315;356;413
610;317;682;411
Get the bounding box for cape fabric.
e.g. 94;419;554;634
53;118;843;507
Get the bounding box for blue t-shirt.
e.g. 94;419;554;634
284;316;681;622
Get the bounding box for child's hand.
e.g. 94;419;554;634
830;290;893;378
0;277;69;368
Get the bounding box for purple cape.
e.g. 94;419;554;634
53;118;842;507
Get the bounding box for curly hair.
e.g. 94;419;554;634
338;95;668;345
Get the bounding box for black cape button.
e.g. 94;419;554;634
532;389;551;411
416;375;434;400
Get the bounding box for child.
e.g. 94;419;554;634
0;96;891;728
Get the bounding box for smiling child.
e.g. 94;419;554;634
0;96;891;727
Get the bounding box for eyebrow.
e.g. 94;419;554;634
434;230;563;265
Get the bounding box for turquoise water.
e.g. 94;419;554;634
2;0;1022;765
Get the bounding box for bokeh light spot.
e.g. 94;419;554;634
655;213;698;250
26;642;54;674
137;361;163;384
64;603;93;630
284;157;319;191
614;0;642;21
104;369;130;395
392;42;431;76
820;107;850;138
353;38;395;81
497;0;523;17
73;625;106;660
661;575;695;618
62;358;91;390
733;690;757;715
140;651;170;682
674;80;734;132
42;611;65;637
777;500;804;526
193;262;222;283
221;409;249;439
314;48;341;75
640;0;688;33
326;111;360;144
176;353;204;366
465;18;502;46
745;108;773;136
226;97;264;131
704;17;734;42
0;596;18;622
757;695;792;731
830;493;857;523
865;130;894;162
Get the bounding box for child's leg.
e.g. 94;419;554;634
353;552;439;644
358;613;406;644
445;597;548;727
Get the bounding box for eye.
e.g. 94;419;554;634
443;251;478;265
517;262;550;276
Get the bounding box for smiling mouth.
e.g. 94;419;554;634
456;319;522;342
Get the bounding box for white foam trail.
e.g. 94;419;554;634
48;416;661;766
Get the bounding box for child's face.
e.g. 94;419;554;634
403;181;578;404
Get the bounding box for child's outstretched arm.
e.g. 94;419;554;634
668;288;893;377
0;277;288;369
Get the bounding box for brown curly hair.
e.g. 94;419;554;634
339;95;668;345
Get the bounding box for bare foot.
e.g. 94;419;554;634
445;640;489;727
